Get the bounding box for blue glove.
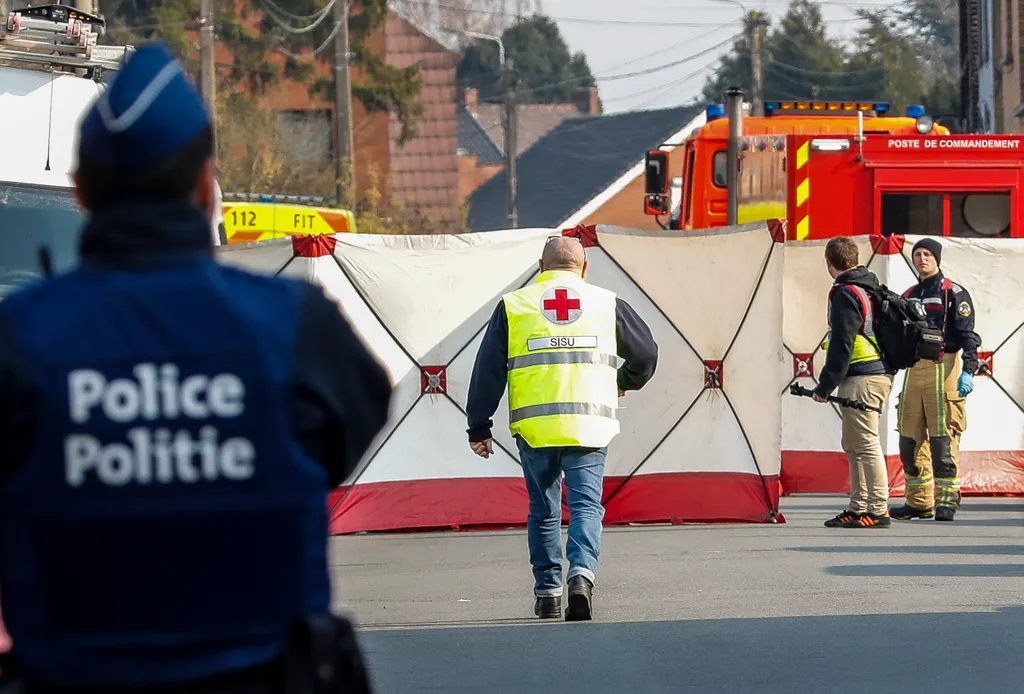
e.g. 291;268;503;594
957;372;974;398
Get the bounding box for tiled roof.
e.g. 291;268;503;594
457;107;504;166
474;102;584;156
466;105;702;232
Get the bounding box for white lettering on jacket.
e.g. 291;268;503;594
65;363;254;487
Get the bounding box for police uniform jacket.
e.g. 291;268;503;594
0;199;393;691
902;272;982;375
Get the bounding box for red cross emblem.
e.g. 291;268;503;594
540;286;582;324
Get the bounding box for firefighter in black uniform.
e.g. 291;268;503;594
891;238;982;522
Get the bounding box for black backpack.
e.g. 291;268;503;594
836;280;944;370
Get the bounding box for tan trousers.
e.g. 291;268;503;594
838;374;894;515
897;352;966;509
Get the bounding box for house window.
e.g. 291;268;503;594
277;109;332;163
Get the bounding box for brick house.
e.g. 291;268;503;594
991;0;1023;131
465;105;704;232
206;4;463;230
456;85;603;199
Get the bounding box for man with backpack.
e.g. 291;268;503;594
890;238;981;522
812;237;897;529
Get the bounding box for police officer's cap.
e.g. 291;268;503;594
78;42;211;173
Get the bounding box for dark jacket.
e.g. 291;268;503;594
466;294;658;443
0;200;393;692
902;271;982;375
814;265;895;397
0;200;392;486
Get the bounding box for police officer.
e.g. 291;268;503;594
891;238;981;522
466;236;658;621
0;43;392;693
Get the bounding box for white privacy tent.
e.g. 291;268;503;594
216;222;786;534
781;233;1024;497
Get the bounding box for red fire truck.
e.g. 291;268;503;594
785;132;1023;240
642;100;950;231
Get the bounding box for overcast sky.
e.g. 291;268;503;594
539;0;900;114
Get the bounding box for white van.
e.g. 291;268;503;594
0;4;222;298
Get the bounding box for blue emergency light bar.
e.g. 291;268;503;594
223;192;329;205
706;103;726;122
764;100;891;116
905;104;926;118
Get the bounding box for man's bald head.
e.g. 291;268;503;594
540;236;586;274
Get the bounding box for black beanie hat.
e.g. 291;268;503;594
912;238;942;266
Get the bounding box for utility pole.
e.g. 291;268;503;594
725;86;744;226
72;0;96;15
503;58;518;228
199;0;216;154
748;10;765;117
333;0;355;207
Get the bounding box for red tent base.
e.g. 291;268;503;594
780;450;1024;497
328;471;783;535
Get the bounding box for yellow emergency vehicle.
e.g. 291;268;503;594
221;193;357;244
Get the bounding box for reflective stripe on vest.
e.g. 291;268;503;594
822;284;882;364
503;269;620;449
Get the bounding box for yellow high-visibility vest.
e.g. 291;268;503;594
503;269;620;448
822;285;882;364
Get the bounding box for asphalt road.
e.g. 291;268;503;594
329;496;1024;694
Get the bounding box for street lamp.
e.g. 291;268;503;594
443;27;517;228
460;29;504;69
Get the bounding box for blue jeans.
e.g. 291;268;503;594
515;436;607;597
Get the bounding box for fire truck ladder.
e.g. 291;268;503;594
0;4;133;79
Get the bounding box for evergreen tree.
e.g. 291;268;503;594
456;14;597;106
699;0;960;123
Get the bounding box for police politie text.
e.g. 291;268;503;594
65;363;255;487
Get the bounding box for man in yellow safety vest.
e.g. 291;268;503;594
466;236;658;622
812;236;896;529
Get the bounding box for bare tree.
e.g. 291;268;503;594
390;0;533;38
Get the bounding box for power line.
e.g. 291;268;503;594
476;31;743;105
402;0;744;26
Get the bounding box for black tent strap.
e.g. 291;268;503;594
327;388;424;518
721;238;779;364
600;386;707;507
595;239;704;366
721;389;780;517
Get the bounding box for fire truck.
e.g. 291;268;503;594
0;4;134;296
642;99;951;231
784;131;1023;240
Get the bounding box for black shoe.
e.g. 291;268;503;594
824;510;861;528
840;512;891;528
534;596;561;619
565;576;593;622
935;506;956;522
890;503;934;520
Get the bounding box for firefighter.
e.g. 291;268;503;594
891;238;981;522
0;43;391;693
465;235;658;622
812;237;896;529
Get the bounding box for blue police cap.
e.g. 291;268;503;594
78;41;211;173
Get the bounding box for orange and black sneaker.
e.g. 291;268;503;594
824;510;861;527
841;512;891;528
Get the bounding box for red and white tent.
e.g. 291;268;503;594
216;222;787;534
781;233;1024;497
